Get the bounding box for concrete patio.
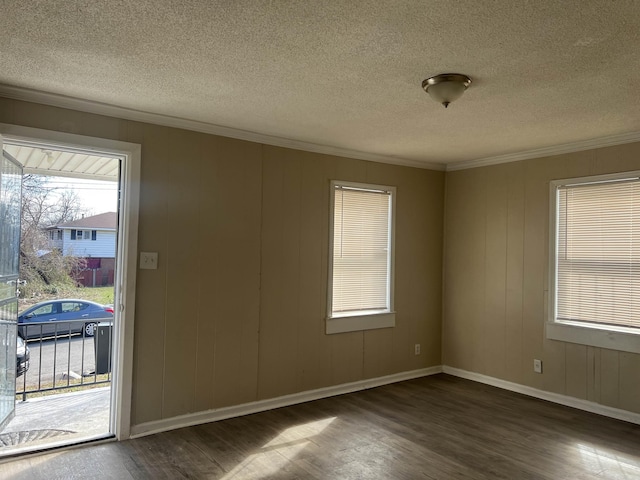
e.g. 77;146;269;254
0;387;112;456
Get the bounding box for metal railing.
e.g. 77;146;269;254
16;319;113;400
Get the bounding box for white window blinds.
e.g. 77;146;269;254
331;184;392;316
556;178;640;329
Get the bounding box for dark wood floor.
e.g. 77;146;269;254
3;374;640;479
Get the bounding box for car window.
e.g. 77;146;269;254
61;302;88;313
30;303;56;316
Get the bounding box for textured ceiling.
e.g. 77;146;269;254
1;1;640;168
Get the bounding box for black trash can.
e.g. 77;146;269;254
94;323;112;374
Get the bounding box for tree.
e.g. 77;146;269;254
19;175;89;297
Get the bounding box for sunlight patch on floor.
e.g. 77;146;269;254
575;442;640;478
220;417;336;479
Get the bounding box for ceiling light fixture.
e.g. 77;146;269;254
422;73;472;108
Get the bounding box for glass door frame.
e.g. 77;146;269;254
0;123;141;442
0;144;22;431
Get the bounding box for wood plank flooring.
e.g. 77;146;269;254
2;374;640;479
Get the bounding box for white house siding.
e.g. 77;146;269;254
62;229;116;258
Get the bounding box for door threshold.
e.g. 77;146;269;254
0;432;116;463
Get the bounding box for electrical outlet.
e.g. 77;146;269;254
414;344;421;355
533;359;543;374
140;252;158;270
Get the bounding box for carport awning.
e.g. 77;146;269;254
3;144;119;181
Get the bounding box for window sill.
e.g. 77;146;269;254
326;312;396;334
546;321;640;354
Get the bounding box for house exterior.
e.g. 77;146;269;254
46;212;117;287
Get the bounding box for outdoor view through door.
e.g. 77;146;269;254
0;145;22;432
0;142;120;455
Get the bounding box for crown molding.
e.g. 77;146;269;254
0;84;445;171
447;131;640;171
8;83;636;174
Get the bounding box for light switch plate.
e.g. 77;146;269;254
140;252;158;270
533;359;543;374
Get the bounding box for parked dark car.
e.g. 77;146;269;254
18;299;114;340
17;334;30;376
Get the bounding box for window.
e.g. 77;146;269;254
57;230;62;240
30;303;57;317
548;172;640;353
73;229;91;240
61;302;88;313
91;230;97;241
327;181;395;334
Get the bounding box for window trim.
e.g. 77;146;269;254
326;180;396;334
547;171;640;354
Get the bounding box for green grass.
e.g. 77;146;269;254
78;286;115;305
19;286;115;310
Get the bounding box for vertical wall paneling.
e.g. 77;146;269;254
132;123;171;424
363;328;395;379
12;102;84;135
263;149;303;398
444;143;640;415
468;169;488;373
419;168;445;367
296;152;332;392
258;150;290;399
0;97;13;124
193;134;219;412
365;163;401;376
163;129;201;418
443;170;477;370
211;139;262;408
80;110;124;142
504;161;525;383
520;160;547;390
599;349;620;408
14;98;640;429
541;336;567;397
5;98;447;429
618;353;640;413
484;164;508;378
564;343;588;400
586;347;601;404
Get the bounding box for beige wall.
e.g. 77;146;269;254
10;93;637;427
443;142;640;414
0;98;444;427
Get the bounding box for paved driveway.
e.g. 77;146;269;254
17;336;102;391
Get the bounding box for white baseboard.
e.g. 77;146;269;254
443;366;640;426
130;366;442;438
130;364;639;438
